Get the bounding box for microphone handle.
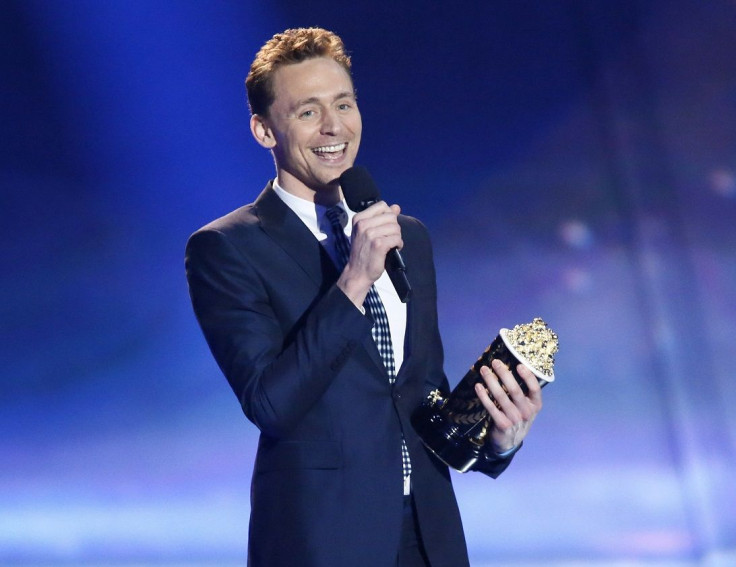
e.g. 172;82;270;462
386;248;412;303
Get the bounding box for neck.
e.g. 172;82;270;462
275;174;342;207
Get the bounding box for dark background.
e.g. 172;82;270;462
3;1;736;564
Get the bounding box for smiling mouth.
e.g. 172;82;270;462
312;143;347;160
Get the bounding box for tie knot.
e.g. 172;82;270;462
324;205;351;272
325;205;347;232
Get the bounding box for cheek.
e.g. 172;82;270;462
277;132;309;160
291;128;317;152
351;114;363;132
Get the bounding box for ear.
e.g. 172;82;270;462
250;114;277;149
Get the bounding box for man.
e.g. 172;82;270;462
185;27;542;566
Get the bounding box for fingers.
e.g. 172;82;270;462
353;201;402;249
517;363;543;407
352;200;399;223
476;360;543;421
474;372;512;429
350;201;403;265
337;202;403;303
476;363;518;425
475;359;544;453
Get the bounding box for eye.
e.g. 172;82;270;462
299;108;317;119
337;102;353;112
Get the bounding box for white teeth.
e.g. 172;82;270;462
312;143;346;154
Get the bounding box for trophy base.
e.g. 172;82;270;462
411;402;483;473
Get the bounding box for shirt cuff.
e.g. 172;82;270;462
490;443;522;460
495;445;518;458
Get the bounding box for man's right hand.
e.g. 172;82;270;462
337;201;403;309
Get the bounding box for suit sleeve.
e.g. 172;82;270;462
185;227;373;438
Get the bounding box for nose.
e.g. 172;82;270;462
320;108;342;135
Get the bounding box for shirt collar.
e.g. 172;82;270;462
272;180;355;238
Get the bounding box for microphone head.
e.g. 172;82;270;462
340;166;381;211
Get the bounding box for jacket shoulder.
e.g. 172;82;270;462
191;202;260;239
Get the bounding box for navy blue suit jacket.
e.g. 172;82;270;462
185;183;514;566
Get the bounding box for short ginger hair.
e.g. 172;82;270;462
245;27;352;116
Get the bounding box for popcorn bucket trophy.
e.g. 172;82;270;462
411;318;558;472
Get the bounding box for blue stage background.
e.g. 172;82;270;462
3;1;736;565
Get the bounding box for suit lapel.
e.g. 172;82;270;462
254;182;339;288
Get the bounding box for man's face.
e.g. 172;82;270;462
255;57;362;202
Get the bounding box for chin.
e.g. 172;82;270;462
318;167;350;187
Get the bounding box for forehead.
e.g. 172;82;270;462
270;57;355;107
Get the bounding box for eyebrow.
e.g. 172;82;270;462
295;91;356;108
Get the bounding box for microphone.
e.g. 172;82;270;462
339;166;412;303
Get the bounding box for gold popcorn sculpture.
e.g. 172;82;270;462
411;318;558;472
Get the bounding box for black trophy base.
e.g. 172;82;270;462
411;402;483;473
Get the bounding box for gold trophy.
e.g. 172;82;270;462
411;318;558;472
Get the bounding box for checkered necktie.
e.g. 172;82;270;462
325;206;412;486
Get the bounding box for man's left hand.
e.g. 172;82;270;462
474;359;543;455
